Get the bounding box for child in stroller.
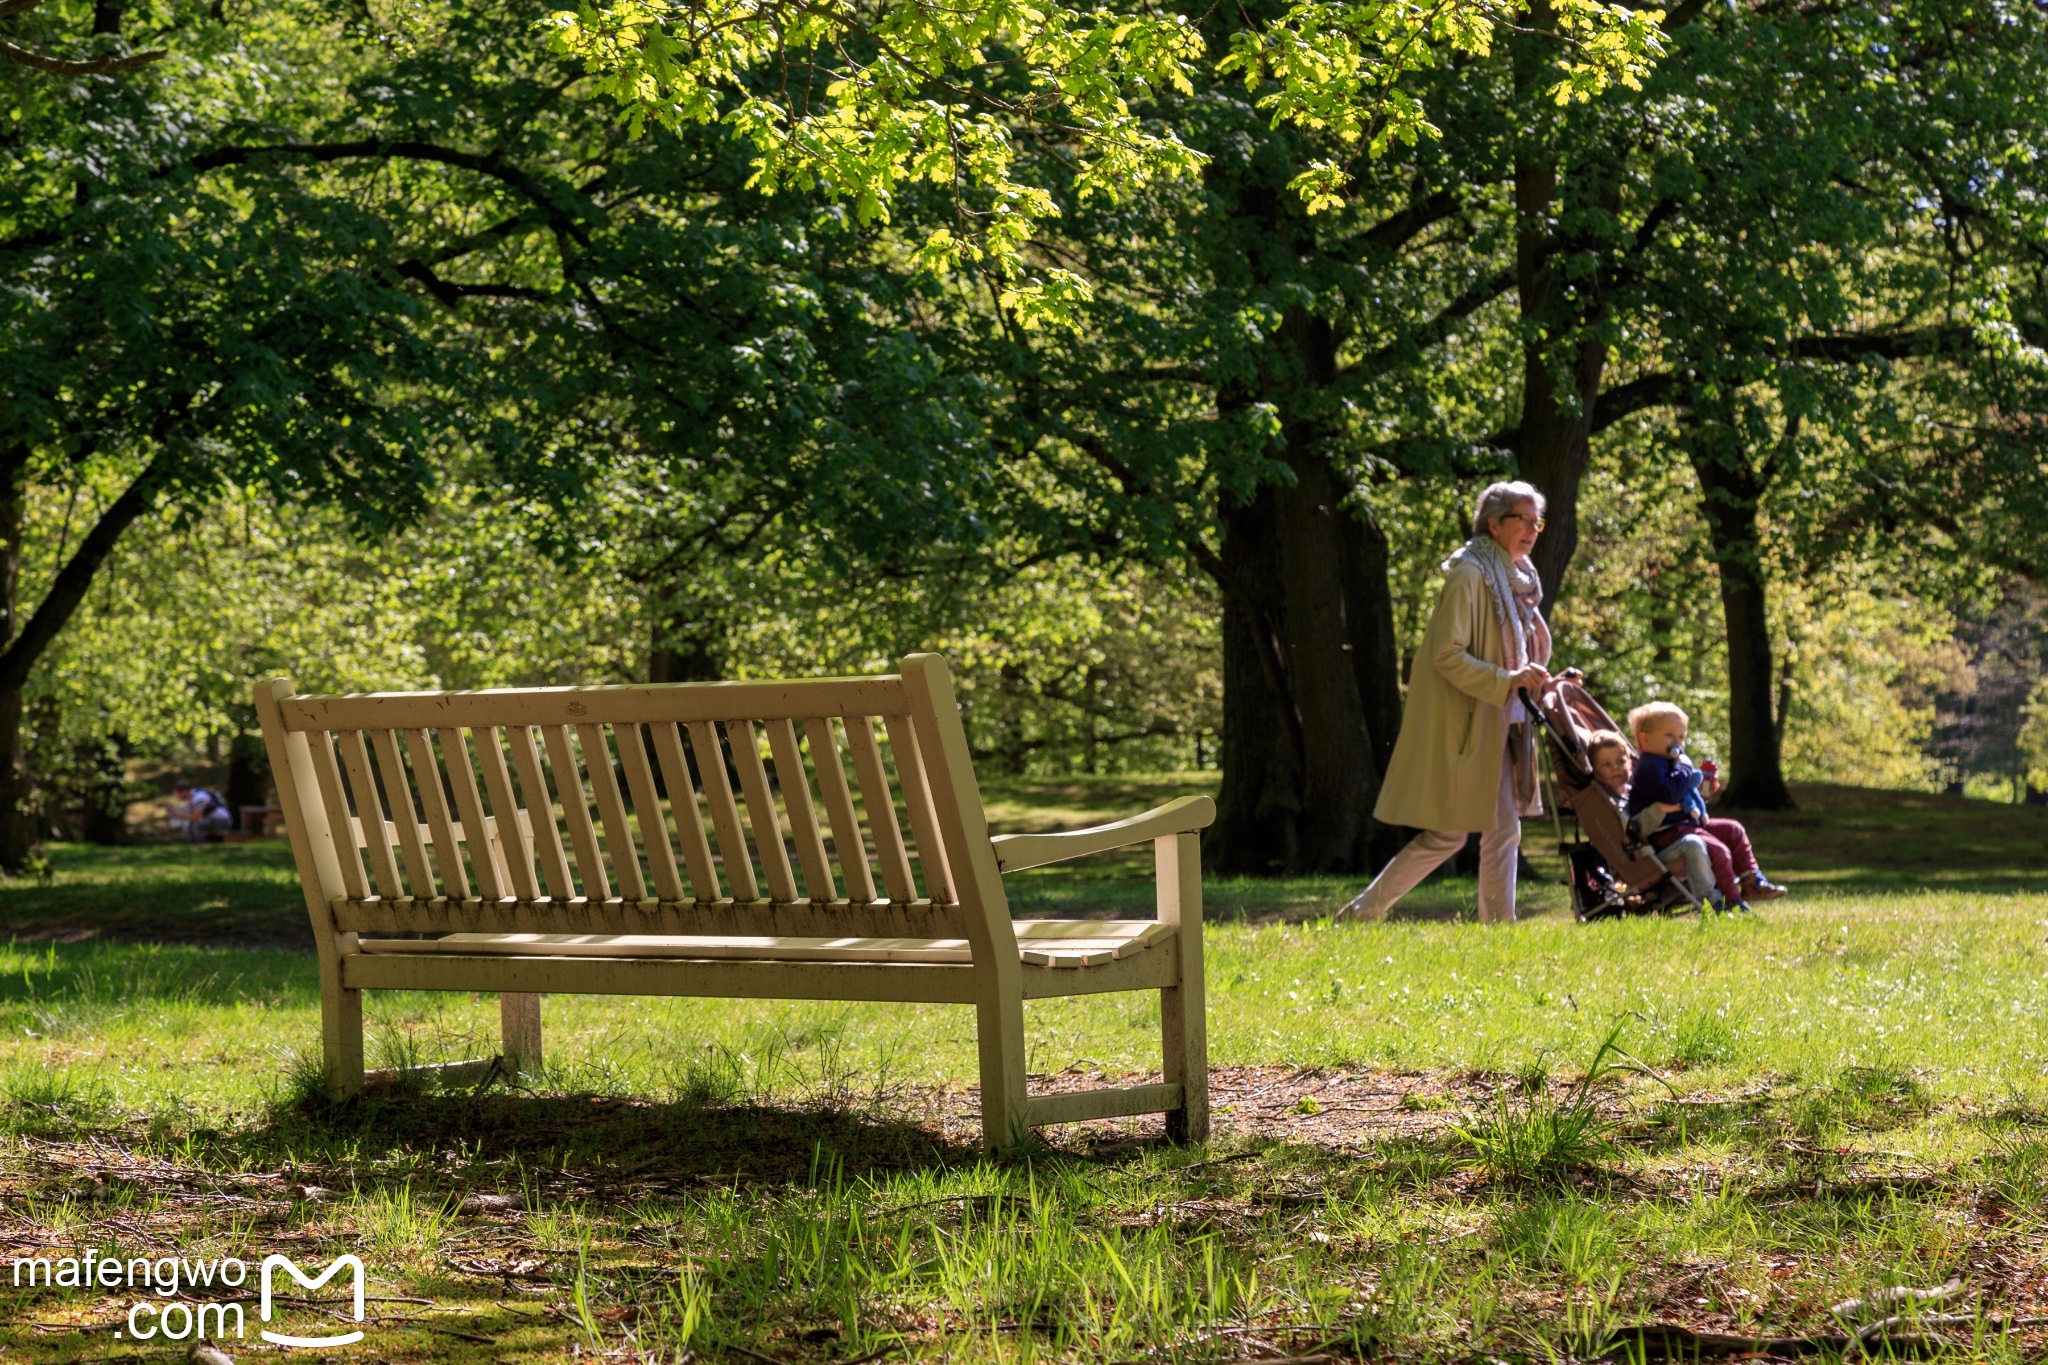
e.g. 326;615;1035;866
1586;730;1727;910
1528;672;1700;919
1622;701;1788;907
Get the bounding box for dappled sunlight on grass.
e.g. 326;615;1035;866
0;781;2045;1359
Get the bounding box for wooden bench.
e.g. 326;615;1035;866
254;654;1213;1148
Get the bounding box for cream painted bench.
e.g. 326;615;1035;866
254;654;1212;1148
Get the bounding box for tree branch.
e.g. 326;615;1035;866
1787;325;1975;362
0;454;170;694
1337;267;1517;380
393;259;552;305
1345;185;1463;262
179;141;599;245
0;35;164;72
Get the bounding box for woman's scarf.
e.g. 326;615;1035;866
1444;533;1543;674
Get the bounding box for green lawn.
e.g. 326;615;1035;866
1;781;2045;1361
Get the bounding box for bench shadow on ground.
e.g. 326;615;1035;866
206;1061;1497;1191
218;1088;987;1189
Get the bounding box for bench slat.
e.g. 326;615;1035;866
475;727;540;900
805;717;877;904
687;720;758;901
729;720;798;903
334;895;967;940
404;727;472;899
337;729;405;899
650;721;721;900
371;728;436;897
342;950;982;1005
617;723;686;901
358;919;1166;960
578;722;647;900
307;729;372;900
443;727;506;900
542;724;611;900
280;677;911;733
884;714;953;904
507;725;575;899
845;716;915;903
767;718;836;902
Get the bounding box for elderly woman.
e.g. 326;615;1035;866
1341;481;1553;924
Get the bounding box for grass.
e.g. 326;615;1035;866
0;778;2044;1361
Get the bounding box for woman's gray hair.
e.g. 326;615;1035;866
1471;480;1547;537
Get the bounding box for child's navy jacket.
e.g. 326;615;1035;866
1625;752;1707;840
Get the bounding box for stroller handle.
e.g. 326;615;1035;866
1519;686;1556;736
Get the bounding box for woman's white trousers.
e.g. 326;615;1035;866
1346;739;1521;924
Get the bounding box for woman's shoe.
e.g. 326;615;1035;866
1739;871;1789;902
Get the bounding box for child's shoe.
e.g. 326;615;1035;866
1739;871;1789;902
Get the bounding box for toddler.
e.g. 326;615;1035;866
1622;702;1788;906
1585;730;1724;909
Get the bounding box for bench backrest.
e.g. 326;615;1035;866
254;653;1013;953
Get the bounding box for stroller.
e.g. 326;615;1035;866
1525;670;1701;921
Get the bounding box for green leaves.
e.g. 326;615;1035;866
1228;0;1665;210
550;0;1667;318
547;0;1206;324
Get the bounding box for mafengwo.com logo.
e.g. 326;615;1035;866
12;1249;367;1347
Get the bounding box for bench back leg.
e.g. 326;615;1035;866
1158;831;1209;1142
255;679;367;1102
501;993;543;1076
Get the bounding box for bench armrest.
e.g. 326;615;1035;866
989;795;1216;873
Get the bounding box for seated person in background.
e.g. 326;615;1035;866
170;779;233;844
1586;730;1722;909
1623;703;1788;906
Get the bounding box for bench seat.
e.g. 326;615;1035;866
359;918;1176;968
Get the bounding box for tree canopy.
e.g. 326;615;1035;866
2;0;2046;865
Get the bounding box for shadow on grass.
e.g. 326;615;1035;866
222;1087;983;1189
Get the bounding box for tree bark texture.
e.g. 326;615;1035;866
0;461;27;871
1209;314;1405;874
1512;152;1609;606
1686;415;1796;809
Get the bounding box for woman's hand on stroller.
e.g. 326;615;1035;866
1511;662;1550;694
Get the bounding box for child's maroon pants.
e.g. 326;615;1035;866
1694;817;1759;900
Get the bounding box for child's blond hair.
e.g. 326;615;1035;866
1625;701;1688;744
1585;729;1630;763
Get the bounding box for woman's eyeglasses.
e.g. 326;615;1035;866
1504;512;1547;531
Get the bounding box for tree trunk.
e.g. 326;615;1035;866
1512;148;1609;604
1209;313;1405;874
1335;492;1408;869
0;465;27;871
1211;457;1304;874
1686;412;1795;809
1516;331;1605;604
649;600;723;683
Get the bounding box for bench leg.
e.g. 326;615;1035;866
324;984;365;1101
501;992;543;1077
975;992;1029;1152
1158;832;1209;1142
